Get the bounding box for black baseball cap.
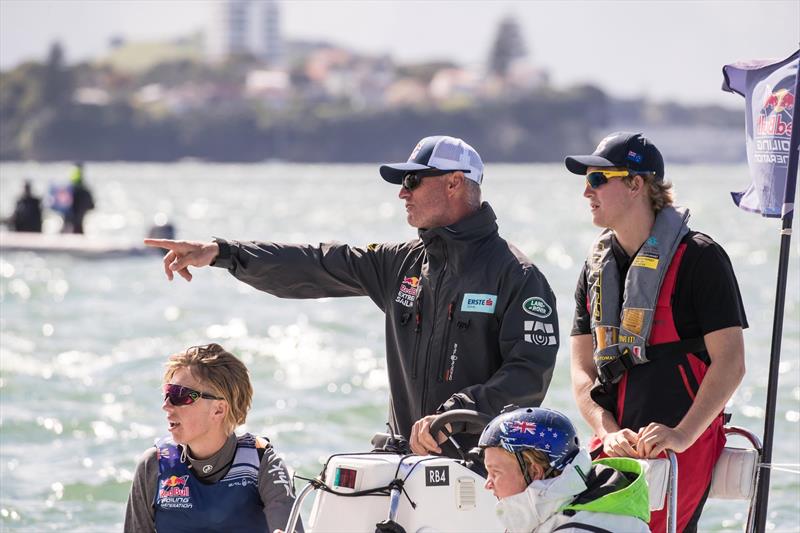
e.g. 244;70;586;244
564;132;665;180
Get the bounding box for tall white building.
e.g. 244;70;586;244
257;0;282;66
208;0;283;65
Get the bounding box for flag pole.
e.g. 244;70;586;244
752;64;800;532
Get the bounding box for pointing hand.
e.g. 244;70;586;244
144;239;220;282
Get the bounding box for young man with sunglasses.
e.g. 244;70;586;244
145;135;559;459
124;344;301;533
565;132;747;532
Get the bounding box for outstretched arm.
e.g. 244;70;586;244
144;238;220;281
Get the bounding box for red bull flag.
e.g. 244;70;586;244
722;49;799;217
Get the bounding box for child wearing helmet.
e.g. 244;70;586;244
479;407;649;533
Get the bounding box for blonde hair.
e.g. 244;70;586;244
520;449;562;479
164;343;253;434
624;173;674;212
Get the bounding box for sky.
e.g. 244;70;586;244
1;0;798;107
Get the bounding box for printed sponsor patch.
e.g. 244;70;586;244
524;321;557;346
621;308;645;335
395;275;420;308
632;256;659;269
594;325;619;351
522;296;552;318
268;462;294;497
591;241;606;268
461;293;497;313
632;346;643;362
591;270;603;322
425;466;449;486
158;475;193;508
444;343;458;382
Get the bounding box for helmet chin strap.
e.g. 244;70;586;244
514;451;533;485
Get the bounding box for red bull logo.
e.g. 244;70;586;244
398;276;420;297
161;475;189;488
402;276;420;288
763;88;795;114
159;475;190;498
758;87;794;137
395;275;420;307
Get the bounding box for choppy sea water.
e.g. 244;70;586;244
0;162;798;532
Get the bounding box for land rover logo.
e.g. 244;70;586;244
522;297;551;318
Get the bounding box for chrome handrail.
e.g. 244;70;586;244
284;481;316;533
723;425;762;533
666;450;678;533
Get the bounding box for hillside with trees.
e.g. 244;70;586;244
1;28;743;163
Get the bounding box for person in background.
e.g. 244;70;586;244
144;135;559;459
480;406;650;533
7;180;42;232
62;161;94;234
566;132;747;532
124;343;302;533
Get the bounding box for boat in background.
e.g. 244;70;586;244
0;231;155;258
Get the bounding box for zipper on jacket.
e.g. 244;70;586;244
420;247;447;417
437;301;456;382
410;296;423;380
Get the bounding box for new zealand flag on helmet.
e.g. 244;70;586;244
722;49;799;217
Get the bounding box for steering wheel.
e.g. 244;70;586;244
428;409;492;462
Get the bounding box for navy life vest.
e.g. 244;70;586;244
154;433;267;533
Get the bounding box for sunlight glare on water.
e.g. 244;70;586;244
0;161;798;531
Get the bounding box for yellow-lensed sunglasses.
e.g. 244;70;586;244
585;169;630;189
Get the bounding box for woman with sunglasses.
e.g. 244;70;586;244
564;132;747;532
124;343;301;533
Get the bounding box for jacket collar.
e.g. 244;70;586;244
417;202;498;267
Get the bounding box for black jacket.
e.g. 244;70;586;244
213;203;558;450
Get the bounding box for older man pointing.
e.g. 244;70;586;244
146;135;559;457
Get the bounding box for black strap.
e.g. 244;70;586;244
597;337;707;385
553;522;614;533
646;337;708;363
596;350;636;385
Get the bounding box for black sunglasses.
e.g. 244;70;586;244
402;168;471;191
163;383;223;406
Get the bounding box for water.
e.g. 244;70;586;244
0;162;798;531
